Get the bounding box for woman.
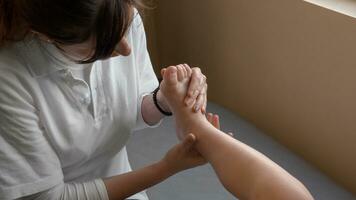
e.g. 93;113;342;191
0;0;208;199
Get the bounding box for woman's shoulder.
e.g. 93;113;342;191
0;41;36;80
130;8;145;34
0;42;29;71
0;42;38;104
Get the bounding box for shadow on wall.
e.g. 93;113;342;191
145;0;356;195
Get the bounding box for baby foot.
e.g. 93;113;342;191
160;65;206;140
160;65;189;111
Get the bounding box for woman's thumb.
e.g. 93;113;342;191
182;133;196;151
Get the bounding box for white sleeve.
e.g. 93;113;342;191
0;67;63;200
17;179;109;200
131;10;162;131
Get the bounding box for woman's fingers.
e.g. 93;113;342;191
193;93;205;112
200;83;208;114
193;82;207;112
185;67;205;106
207;113;213;123
202;96;207;114
182;134;196;152
207;113;221;130
207;113;235;138
164;64;207;112
196;83;208;114
212;114;220;130
183;134;206;164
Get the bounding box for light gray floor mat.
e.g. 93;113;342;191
127;102;355;200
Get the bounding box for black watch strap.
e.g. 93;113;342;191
152;87;173;116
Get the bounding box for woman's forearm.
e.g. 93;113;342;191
193;122;314;200
103;160;176;200
141;91;170;126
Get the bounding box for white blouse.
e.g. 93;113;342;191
0;11;158;200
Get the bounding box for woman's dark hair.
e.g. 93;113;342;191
0;0;144;63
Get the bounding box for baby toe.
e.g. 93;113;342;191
177;65;185;81
164;66;178;85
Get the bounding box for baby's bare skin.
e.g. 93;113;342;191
160;65;212;140
160;65;314;200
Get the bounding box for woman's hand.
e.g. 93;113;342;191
206;112;234;137
161;64;207;114
162;133;206;173
161;112;234;173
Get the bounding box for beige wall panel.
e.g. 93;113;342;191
150;0;356;194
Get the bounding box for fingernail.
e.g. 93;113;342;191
185;98;193;106
193;90;199;97
189;90;195;97
194;105;199;112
